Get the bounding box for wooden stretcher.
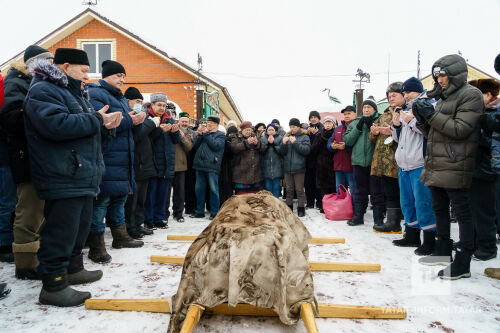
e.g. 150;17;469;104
85;298;406;333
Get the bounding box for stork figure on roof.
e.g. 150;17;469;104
322;88;341;104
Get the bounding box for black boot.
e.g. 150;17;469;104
418;237;453;266
373;208;402;233
372;205;385;226
111;225;144;249
347;203;367;226
87;232;112;264
0;245;14;263
438;247;472;280
127;227;144;240
67;254;103;285
39;273;91;307
297;206;305;217
392;226;421;247
137;225;154;235
0;283;11;300
288;204;293;212
414;231;436;256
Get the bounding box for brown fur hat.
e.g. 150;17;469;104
469;79;500;97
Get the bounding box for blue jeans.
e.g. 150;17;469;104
264;178;281;198
195;171;220;215
145;177;170;224
90;194;128;233
399;168;436;231
335;171;355;202
0;166;16;246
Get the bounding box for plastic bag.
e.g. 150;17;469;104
322;184;353;221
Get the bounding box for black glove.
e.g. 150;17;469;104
413;99;436;123
356;117;365;130
364;116;374;128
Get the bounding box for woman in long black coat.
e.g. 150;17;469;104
310;116;337;212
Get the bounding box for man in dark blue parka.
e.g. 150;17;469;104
87;60;145;264
23;49;122;307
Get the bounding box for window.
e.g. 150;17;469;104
81;42;112;75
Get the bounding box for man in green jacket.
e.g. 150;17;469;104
413;54;484;280
343;99;382;226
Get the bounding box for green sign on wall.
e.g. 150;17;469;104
203;91;220;118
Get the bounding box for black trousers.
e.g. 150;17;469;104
430;186;474;251
470;178;497;254
353;166;384;205
382;176;400;209
125;179;149;230
305;167;321;207
171;171;186;218
38;196;93;287
496;175;500;234
184;168;196;213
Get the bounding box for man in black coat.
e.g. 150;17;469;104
0;45;53;279
305;111;324;208
24;48;122;307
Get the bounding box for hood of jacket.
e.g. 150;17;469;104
27;58;68;87
428;54;468;100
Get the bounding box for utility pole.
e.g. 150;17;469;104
417;50;421;79
352;68;371;116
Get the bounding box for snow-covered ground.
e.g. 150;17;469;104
1;207;499;333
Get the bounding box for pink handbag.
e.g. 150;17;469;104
323;185;353;221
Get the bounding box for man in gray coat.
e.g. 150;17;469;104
413;54;484;280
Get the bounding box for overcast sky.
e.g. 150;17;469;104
1;0;498;124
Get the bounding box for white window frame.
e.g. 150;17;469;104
77;39;116;78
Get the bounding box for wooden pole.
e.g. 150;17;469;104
300;303;319;333
85;299;406;319
166;235;345;244
180;304;205;333
150;256;380;272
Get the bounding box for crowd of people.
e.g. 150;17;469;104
0;45;499;306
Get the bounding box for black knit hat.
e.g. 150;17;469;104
289;118;301;127
341;105;356;113
401;77;423;93
54;48;90;66
102;60;126;78
208;115;220;124
227;126;238;135
24;45;53;64
362;99;378;112
495;53;500;75
308;110;321;120
124;87;143;100
271;118;280;125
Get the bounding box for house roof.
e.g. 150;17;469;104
0;8;242;121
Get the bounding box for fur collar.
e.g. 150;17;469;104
28;58;68;87
10;58;29;76
285;129;307;137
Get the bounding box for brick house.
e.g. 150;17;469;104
0;8;243;125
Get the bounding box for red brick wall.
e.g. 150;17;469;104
50;19;198;117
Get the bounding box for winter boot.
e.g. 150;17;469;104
297;206;305;217
39;273;91;307
347;203;367;226
127;227;144;240
0;283;11;300
372;205;386;226
67;254;103;285
414;231;436;256
484;268;500;280
418;237;453;266
137;225;154;236
392;226;420;247
87;232;112;264
472;249;497;261
288;204;293;212
13;241;41;280
438;247;472;280
111;224;144;249
373;208;402;233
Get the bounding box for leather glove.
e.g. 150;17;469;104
356;117;365;130
364;116;374;128
413;99;436;123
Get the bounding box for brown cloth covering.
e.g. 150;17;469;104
167;191;318;332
